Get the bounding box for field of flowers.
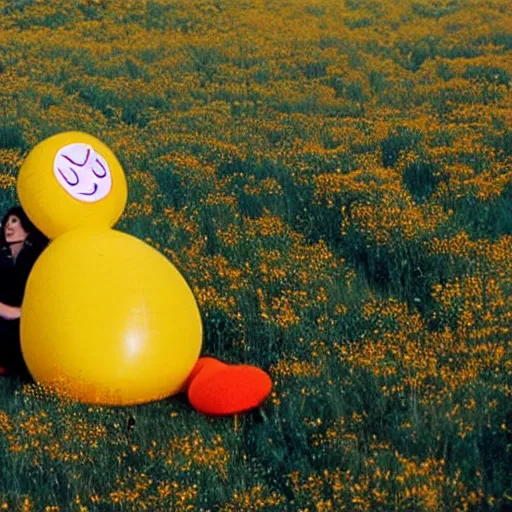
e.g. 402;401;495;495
0;0;511;510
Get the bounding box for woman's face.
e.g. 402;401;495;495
4;215;29;244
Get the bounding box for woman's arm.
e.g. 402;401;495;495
0;302;21;320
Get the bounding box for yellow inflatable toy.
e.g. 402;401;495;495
17;132;271;411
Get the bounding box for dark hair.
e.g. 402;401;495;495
0;205;48;248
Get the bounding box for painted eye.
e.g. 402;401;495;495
57;167;79;186
61;148;90;167
92;158;107;178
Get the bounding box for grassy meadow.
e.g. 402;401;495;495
0;0;511;510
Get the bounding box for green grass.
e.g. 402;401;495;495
0;0;511;510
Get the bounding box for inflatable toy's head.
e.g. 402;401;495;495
17;131;127;239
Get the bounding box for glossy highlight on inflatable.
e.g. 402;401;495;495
17;132;203;405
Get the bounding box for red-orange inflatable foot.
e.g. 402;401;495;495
187;357;272;415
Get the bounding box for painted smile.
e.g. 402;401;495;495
79;183;99;196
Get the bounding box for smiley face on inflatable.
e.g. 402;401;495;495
53;143;112;202
17;132;203;405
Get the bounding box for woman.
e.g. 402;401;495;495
0;206;48;378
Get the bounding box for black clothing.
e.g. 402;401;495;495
0;241;46;377
0;243;41;306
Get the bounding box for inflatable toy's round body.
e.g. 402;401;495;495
21;228;202;405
